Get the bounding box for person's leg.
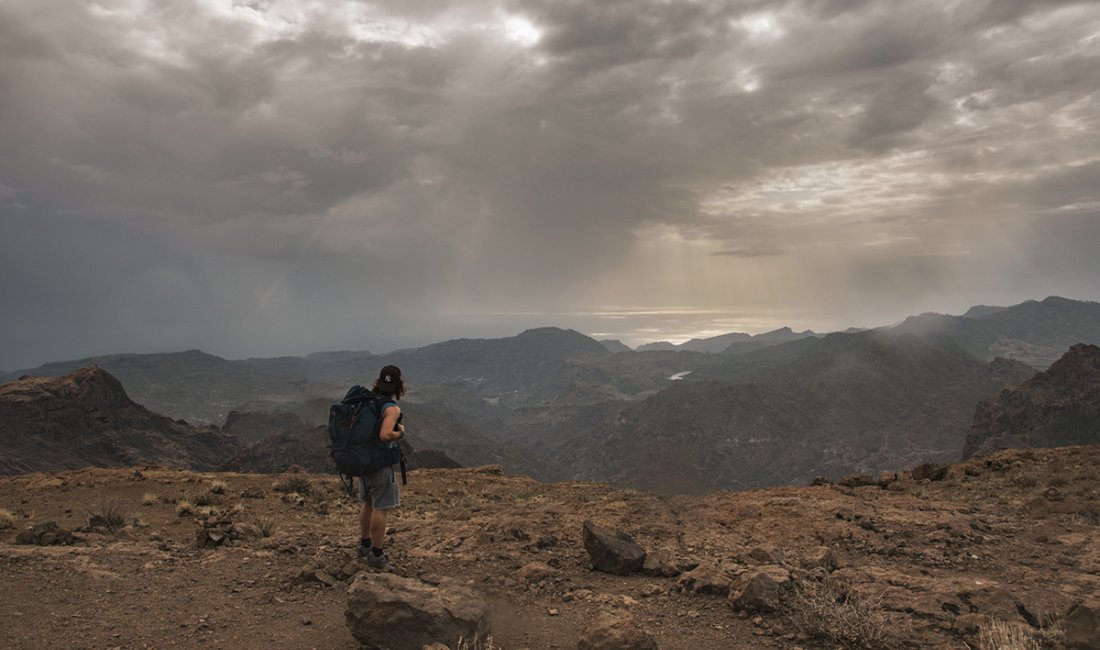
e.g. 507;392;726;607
359;501;373;541
364;467;399;568
357;478;373;555
369;508;388;550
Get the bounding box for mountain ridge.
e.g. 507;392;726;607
0;367;239;474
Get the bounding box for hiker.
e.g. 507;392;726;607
357;365;406;570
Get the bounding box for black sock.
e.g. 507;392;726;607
371;546;384;557
360;537;371;548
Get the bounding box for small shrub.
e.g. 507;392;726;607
0;509;15;531
176;500;196;517
192;493;219;507
142;493;157;506
251;515;277;537
208;480;228;495
240;487;265;499
786;579;893;650
229;502;245;516
273;475;312;495
87;501;130;532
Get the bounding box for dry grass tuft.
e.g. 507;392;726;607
456;635;501;650
978;618;1040;650
0;508;15;531
176;500;195;517
142;492;157;506
208;480;228;495
786;579;893;650
273;475;312;495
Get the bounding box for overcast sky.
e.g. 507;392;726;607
2;0;1099;369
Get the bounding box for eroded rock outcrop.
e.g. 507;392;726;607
964;343;1100;459
0;367;238;474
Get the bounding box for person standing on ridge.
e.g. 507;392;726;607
358;365;406;570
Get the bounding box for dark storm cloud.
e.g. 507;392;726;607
2;0;1099;368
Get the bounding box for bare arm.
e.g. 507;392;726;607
378;405;404;443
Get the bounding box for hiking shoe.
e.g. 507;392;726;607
366;551;392;571
357;544;371;559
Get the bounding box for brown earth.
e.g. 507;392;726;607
2;446;1099;649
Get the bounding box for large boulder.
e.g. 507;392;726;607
1064;597;1100;650
582;520;645;575
576;612;658;650
346;573;490;650
728;565;792;612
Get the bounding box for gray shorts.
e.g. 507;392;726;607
358;466;400;510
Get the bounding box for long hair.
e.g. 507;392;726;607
371;364;406;399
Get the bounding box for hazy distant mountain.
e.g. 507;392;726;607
961;305;1006;319
894;296;1100;368
750;326;819;343
560;330;1035;494
636;327;817;354
11;296;1099;492
5;350;312;424
675;332;753;353
598;339;633;353
635;341;679;351
963;343;1100;458
0;367;238;474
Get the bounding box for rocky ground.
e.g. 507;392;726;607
2;446;1099;649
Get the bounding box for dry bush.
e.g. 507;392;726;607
251;515;277;537
0;508;15;531
176;500;196;517
786;579;893;650
142;493;157;506
208;480;228;495
273;475;312;495
87;501;129;532
239;487;265;499
192;493;219;507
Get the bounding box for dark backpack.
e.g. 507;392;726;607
328;385;407;490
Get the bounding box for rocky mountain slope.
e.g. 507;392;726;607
562;330;1036;494
1;349;313;424
964;343;1100;459
7;297;1100;495
0;367;238;474
1;446;1098;649
894;296;1100;368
